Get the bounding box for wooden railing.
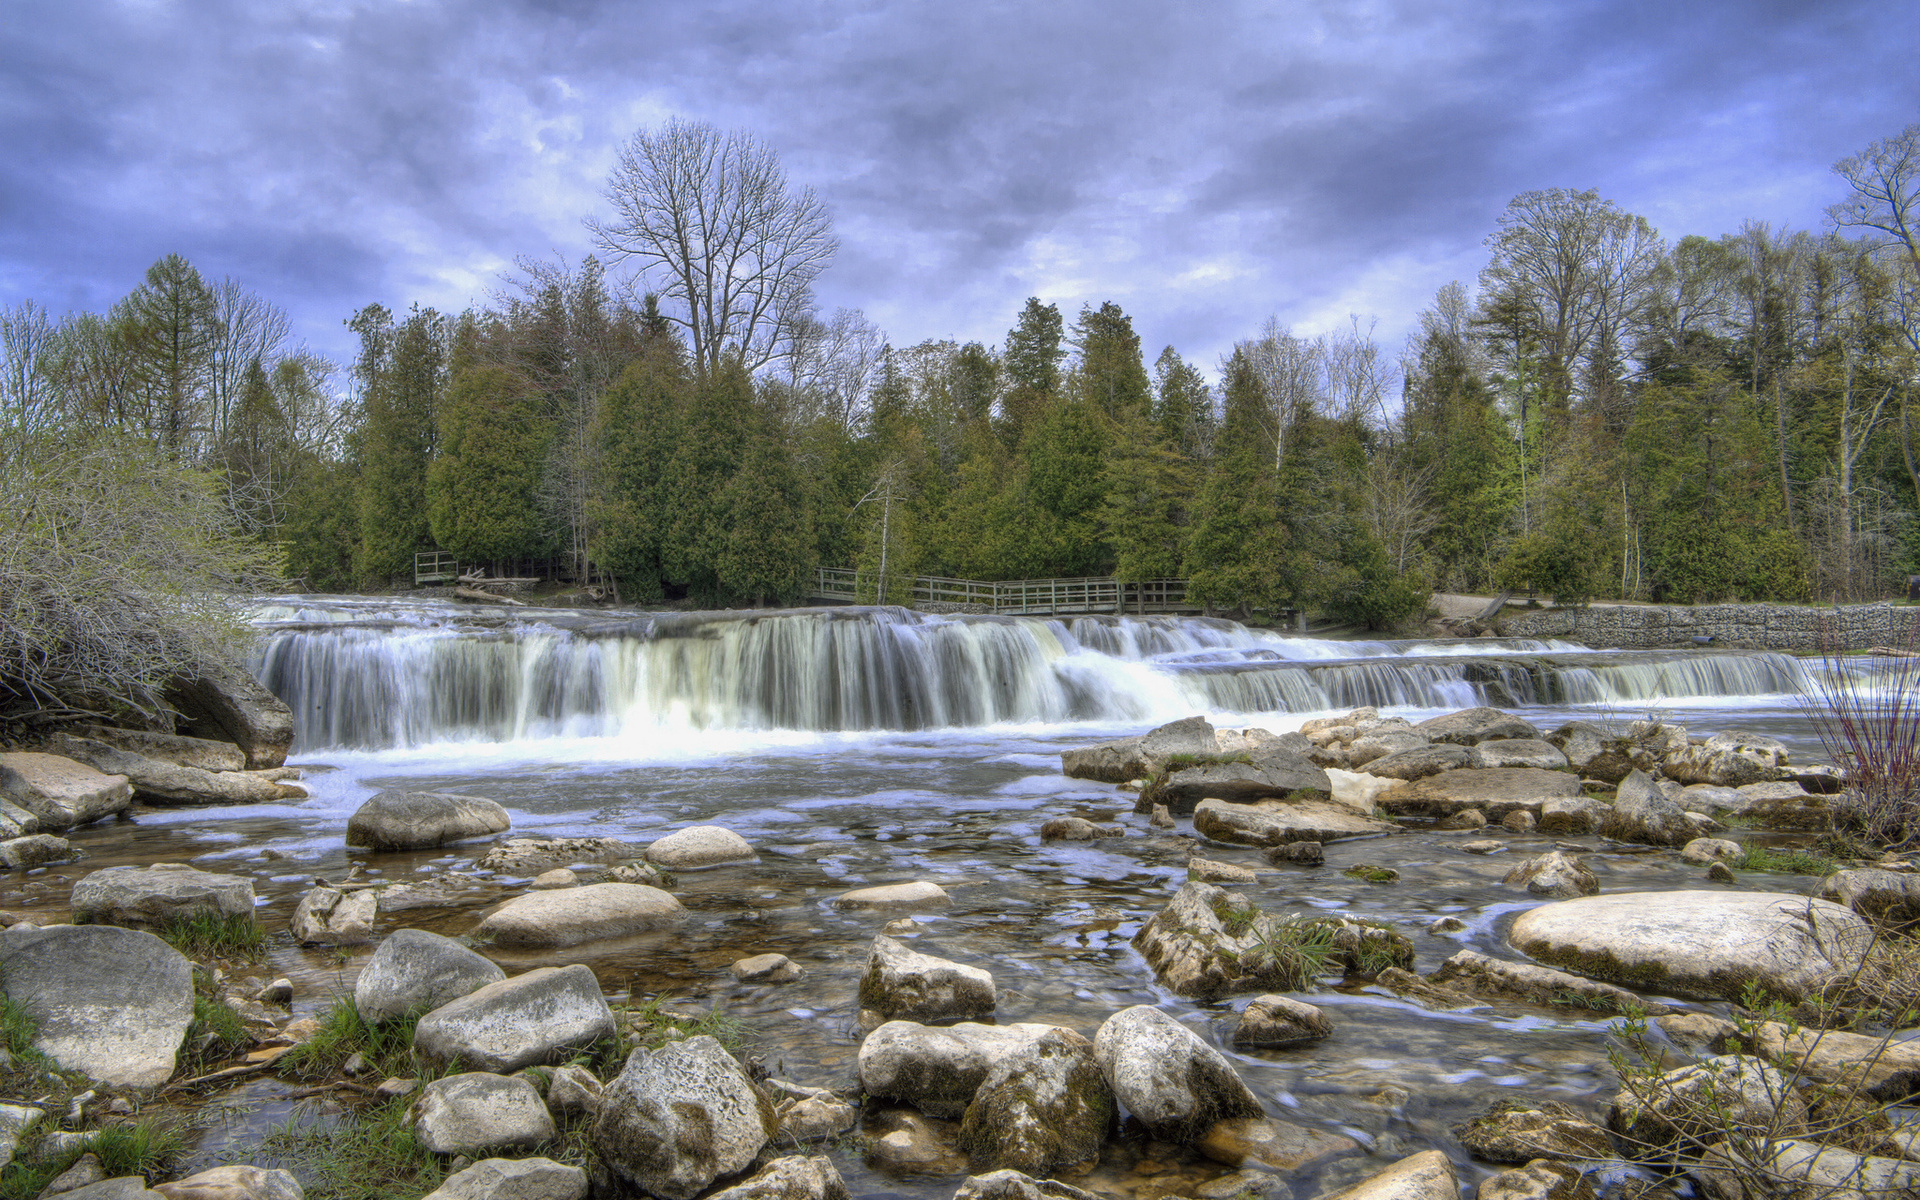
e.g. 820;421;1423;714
414;551;460;586
809;568;1205;616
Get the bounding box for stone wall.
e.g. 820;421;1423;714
1495;602;1920;653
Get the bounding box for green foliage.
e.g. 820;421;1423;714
179;994;253;1076
620;997;746;1056
1021;397;1112;576
426;363;555;565
1184;351;1293;613
1067;301;1151;421
261;1096;445;1200
589;336;686;601
276;998;421;1084
352;305;448;585
1099;409;1190;586
999;298;1064;448
1324;532;1431;630
156;912;265;961
662;357;755;604
717;419;815;606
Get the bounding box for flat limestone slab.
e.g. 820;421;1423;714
476;883;683;948
1509;890;1871;1003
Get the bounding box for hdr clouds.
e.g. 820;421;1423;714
0;0;1914;373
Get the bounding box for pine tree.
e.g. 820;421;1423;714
426;363;554;567
1100;408;1189;592
717;419;814;606
1184;350;1291;615
352;305;447;584
998;298;1063;448
1022;396;1111;576
661;355;753;603
589;327;688;602
1067;301;1151;421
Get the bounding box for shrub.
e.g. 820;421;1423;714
1805;624;1920;848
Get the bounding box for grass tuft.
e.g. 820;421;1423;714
1731;844;1834;876
156;912;266;962
275;999;421;1084
177;994;253;1078
260;1096;445;1200
1805;623;1920;849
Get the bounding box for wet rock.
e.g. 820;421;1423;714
1061;715;1216;784
422;1156;587;1200
1427;950;1670;1016
1544;722;1607;771
0;833;68;869
72;726;245;773
1679;838;1741;865
1474;1160;1594;1200
1654;1013;1920;1103
1502;810;1536;833
1693;1138;1920;1200
1391;768;1583;820
57;1180;163;1200
1461;840;1505;854
858;935;996;1023
71;863;254;927
732;953;803;983
1509;890;1871;1003
1091;1004;1262;1143
1818;867;1920;929
704;1156;848;1200
48;735;302;807
1143;757;1332;815
952;1170;1103;1200
1231;994;1332;1046
1359;743;1473;781
1196;1116;1355;1172
1132;880;1326;999
644;825;755;869
531;869;575;889
770;1084;857;1143
957;1027;1112;1174
589;1036;773;1200
289;886;377;945
476;837;642;875
1536;797;1605;835
1599;770;1695;846
1148;804;1174;829
0;752;130;830
1661;740;1778;788
1188;855;1259;883
152;1165;304;1200
1502;850;1597;898
865;1110;965;1171
164;658;295;769
1193;797;1399;847
858;1020;1061;1119
409;1072;555;1155
477;882;683;948
545;1063;604;1118
354;928;506;1024
1471;739;1571;771
1453;1100;1613;1163
1724;781;1834;830
1264;840;1325;865
1438;809;1487;830
1345;730;1430;766
413;964;617;1074
833;881;951;911
347;790;510;851
1707;862;1736;883
1609;1054;1806;1153
1418;708;1541;746
0;924;191;1089
1039;817;1122;841
1315;1149;1457;1200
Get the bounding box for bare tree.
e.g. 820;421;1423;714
588;118;835;378
1320;314;1397;435
0;301;57;461
777;306;886;435
1239;317;1320;469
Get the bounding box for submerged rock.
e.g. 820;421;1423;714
1193;797;1398;846
477;883;683;948
1311;1148;1457;1200
644;825;755;870
1453;1100;1613;1164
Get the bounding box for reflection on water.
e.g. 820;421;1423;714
10;599;1893;1197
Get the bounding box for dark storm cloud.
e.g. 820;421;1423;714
0;0;1912;378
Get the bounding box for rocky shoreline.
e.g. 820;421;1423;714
0;698;1916;1200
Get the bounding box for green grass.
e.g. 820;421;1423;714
0;1119;188;1200
177;994;253;1078
260;1096;445;1200
1732;843;1834;876
0;994;36;1057
157;912;266;962
275;999;422;1084
618;997;746;1060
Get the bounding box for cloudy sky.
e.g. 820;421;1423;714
2;1;1914;384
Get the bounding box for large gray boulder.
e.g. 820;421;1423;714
1359;744;1474;781
1192;797;1398;847
289;886;377;945
1091;1005;1262;1144
1417;708;1540;746
422;1157;587;1200
957;1027;1112;1175
1818;867;1920;929
0;752;130;830
163;660;294;770
1387;767;1582;818
643;826;755;870
1142;757;1331;814
1470;739;1570;771
0;835;70;869
348;791;510;850
1061;716;1215;783
1598;769;1696;846
47;735;302;807
73;725;245;773
70;863;254;927
1510;890;1872;1003
476;883;683;948
153;1165;304;1200
1693;1138;1920;1200
858;935;996;1023
0;924;192;1089
354;928;505;1024
409;1072;555;1155
413;964;616;1074
702;1157;847;1200
858;1021;1062;1119
590;1036;773;1200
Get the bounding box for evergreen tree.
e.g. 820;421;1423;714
1099;408;1189;595
661;355;753;603
1067;301;1151;421
1152;346;1214;462
998;298;1063;447
425;363;555;567
717;418;815;606
351;304;448;584
589;326;688;602
1184;350;1291;614
1022;396;1111;576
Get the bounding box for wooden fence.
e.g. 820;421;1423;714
808;568;1207;616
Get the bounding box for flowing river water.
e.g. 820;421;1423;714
7;597;1896;1198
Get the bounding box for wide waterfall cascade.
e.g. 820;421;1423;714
249;598;1817;752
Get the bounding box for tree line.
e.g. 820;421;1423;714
3;122;1918;640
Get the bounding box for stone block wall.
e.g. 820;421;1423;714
1496;603;1920;652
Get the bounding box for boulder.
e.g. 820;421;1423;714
1388;767;1583;818
1475;1160;1594;1200
0;753;130;829
1598;770;1695;846
1502;851;1598;898
1426;949;1670;1016
957;1027;1112;1174
1471;739;1571;771
48;1181;162;1200
831;881;949;912
354;928;506;1024
73;726;246;773
0;924;192;1089
644;826;755;870
1359;744;1473;781
0;835;69;869
1680;838;1742;865
1060;716;1217;783
589;1036;773;1200
163;660;294;770
1231;994;1331;1046
71;864;254;927
422;1157;588;1200
1192;797;1398;847
1655;1013;1920;1103
545;1064;605;1118
953;1172;1104;1200
768;1083;856;1143
731;953;803;983
1195;1117;1355;1172
1345;730;1430;767
1661;739;1779;788
476;883;683;948
858;935;996;1023
347;791;510;850
47;736;301;807
1312;1149;1458;1200
409;1072;555;1155
1725;781;1836;830
476;837;643;875
1536;797;1605;836
1142;758;1332;814
1453;1100;1613;1163
1609;1054;1806;1152
1132;880;1320;1000
1418;708;1541;746
0;797;40;841
1325;768;1412;813
703;1157;848;1200
289;886;377;945
1511;891;1872;1003
153;1166;303;1200
1091;1005;1262;1143
1693;1138;1920;1200
1818;867;1920;929
858;1020;1061;1119
413;965;616;1074
1544;722;1607;771
1187;855;1258;884
531;869;576;889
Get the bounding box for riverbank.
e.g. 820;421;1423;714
1477;600;1919;653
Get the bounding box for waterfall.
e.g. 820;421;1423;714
249;599;1817;751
